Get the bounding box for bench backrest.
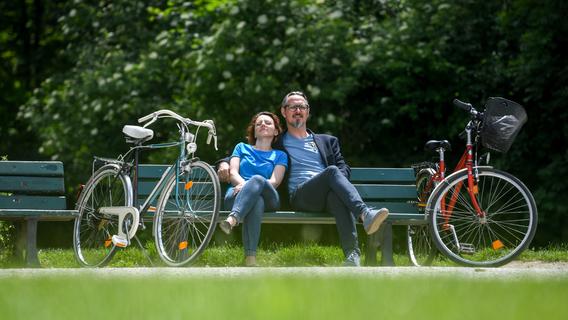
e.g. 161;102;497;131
350;168;417;215
0;161;67;210
136;164;418;215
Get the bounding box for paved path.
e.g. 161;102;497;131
2;264;567;279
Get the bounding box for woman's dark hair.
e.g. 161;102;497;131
246;111;283;145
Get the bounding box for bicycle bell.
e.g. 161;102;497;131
186;142;197;154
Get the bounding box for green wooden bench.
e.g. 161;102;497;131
0;161;78;266
138;164;424;266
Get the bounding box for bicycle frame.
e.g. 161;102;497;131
131;124;195;225
95;114;209;237
426;120;486;229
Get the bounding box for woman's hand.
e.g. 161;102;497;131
233;182;245;195
217;161;230;183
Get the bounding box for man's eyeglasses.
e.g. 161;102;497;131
286;104;309;112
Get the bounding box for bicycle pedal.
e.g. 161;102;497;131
112;235;129;248
459;243;475;254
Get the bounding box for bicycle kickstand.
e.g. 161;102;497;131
132;235;155;267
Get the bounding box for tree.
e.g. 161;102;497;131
17;0;568;245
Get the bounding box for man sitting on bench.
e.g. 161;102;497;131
218;91;389;266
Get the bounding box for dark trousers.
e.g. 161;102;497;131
290;166;368;256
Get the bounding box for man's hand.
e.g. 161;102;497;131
217;161;230;183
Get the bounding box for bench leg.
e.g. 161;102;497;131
15;219;41;268
365;231;380;266
380;222;395;266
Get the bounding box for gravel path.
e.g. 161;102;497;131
2;262;567;280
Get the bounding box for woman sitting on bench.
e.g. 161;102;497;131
219;111;288;267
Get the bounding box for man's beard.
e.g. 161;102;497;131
290;118;304;128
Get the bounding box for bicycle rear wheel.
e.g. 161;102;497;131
407;168;437;266
73;164;132;267
428;167;537;267
154;160;220;266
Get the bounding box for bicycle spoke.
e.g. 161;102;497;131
430;168;537;267
154;161;220;266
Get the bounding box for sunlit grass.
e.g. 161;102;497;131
1;242;567;268
1;274;567;320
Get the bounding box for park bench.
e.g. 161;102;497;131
0;161;78;266
138;164;423;266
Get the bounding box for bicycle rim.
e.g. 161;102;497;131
429;168;537;267
73;165;131;267
407;225;436;266
407;168;437;266
154;161;220;266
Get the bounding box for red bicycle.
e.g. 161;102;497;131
408;97;538;267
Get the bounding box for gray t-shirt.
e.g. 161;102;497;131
282;132;325;195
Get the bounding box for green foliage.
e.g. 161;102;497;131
0;1;69;160
7;0;568;245
0;222;15;262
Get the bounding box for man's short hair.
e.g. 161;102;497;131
281;91;309;108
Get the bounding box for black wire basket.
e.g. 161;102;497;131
481;97;527;153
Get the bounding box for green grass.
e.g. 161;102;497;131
1;274;567;320
2;242;568;268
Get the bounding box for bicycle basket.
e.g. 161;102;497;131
481;97;527;153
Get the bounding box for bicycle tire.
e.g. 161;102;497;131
427;167;537;267
407;168;437;266
73;164;133;267
154;160;221;266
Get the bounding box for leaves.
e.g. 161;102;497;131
4;0;568;245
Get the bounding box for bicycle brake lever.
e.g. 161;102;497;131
139;113;158;128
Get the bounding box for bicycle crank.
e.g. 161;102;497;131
99;206;140;247
447;224;475;254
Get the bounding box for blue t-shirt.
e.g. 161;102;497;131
282;133;325;194
230;142;288;182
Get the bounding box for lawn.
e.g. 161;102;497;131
1;273;567;320
2;242;568;268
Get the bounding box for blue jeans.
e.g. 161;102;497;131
224;175;280;256
290;166;369;257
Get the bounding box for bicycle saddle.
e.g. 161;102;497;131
122;125;154;144
424;140;451;152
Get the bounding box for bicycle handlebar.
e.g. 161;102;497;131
138;109;218;150
453;99;472;111
453;99;483;120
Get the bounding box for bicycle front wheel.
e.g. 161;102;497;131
73;164;132;267
154;161;221;266
407;168;437;266
428;167;537;267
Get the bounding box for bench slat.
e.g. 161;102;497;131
0;176;65;193
215;211;424;224
137;181;215;196
350;168;415;183
138;164;169;179
0;195;67;210
0;161;64;176
0;209;77;220
364;201;419;214
355;184;417;200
